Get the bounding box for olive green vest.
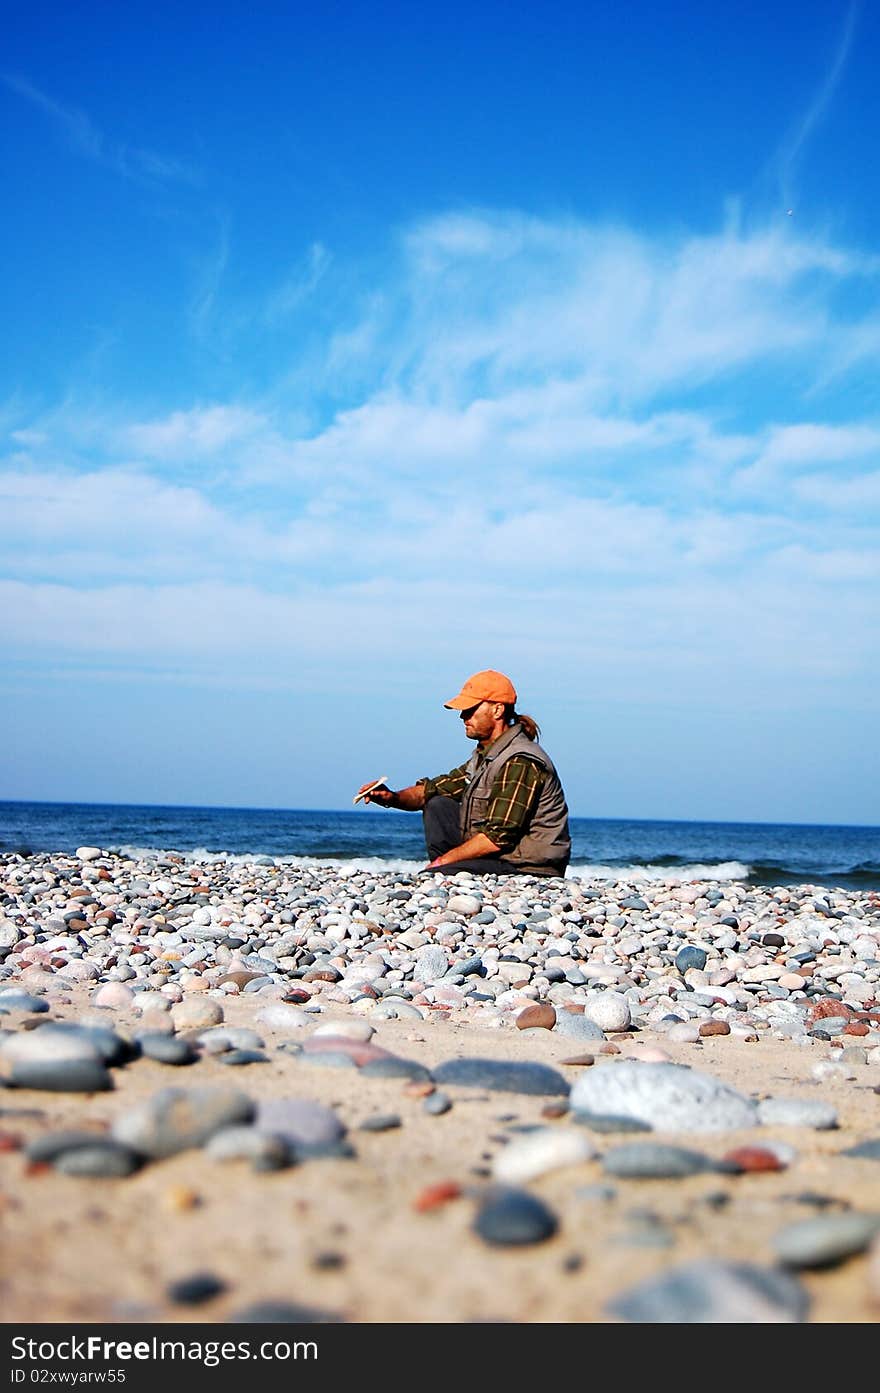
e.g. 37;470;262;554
460;723;571;874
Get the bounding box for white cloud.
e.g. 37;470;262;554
1;208;878;730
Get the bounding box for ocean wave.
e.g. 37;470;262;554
568;860;751;883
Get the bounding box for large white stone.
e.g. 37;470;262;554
571;1061;758;1132
584;991;631;1032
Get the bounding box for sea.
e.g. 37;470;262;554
1;800;879;891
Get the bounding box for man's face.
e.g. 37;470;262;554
460;701;503;743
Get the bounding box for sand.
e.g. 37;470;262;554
2;986;879;1325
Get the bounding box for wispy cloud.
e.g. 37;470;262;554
3;73;199;186
774;1;861;211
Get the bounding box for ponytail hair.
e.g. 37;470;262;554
504;706;540;741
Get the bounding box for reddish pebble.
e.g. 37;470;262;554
844;1022;870;1036
560;1054;595;1067
723;1146;785;1173
598;1042;621;1055
25;1161;51;1178
699;1020;731;1037
413;1181;461;1213
515;1003;556;1031
541;1100;569;1119
808;999;855;1023
0;1132;23;1153
403;1080;435;1098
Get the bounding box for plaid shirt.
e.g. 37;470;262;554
419;744;545;852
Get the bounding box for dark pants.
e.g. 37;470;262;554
422;796;566;877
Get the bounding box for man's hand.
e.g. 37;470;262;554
355;781;394;806
425;831;502;870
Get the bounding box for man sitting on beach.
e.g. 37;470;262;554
357;670;571;876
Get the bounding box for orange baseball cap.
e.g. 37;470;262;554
444;670;517;710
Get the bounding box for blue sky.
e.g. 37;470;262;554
2;0;879;823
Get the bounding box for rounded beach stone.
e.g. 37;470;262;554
552;1012;606;1043
230;1301;342;1324
255;1004;312;1030
220;1049;268;1065
773;1212;880;1268
492;1127;595;1184
312;1019;375;1042
447;894;482;916
167;1273;227;1305
26;1130;120;1162
112;1086;255;1157
9;1058;114;1092
699;1020;731;1037
606;1260;809;1323
139;1034;198;1066
723;1146;786;1173
570;1062;757;1133
414;946;450;983
360;1057;433;1082
171;999;224;1031
76;847;102;861
198;1027;265;1054
1;1027;102;1067
205;1127;289;1168
675;946;708;974
423;1091;452;1115
515;1003;556;1031
433;1057;569;1097
92;983;135;1010
757;1097;838;1130
602;1142;714;1179
0;991;49;1015
584;992;631;1033
473;1187;559;1246
359;1113;402;1132
54;1143;140;1177
255;1097;345;1148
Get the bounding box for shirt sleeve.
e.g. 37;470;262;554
481;756;546;850
418;762;470;802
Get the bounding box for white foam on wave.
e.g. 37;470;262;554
110;843;750;884
568;860;751;883
111;844;425;875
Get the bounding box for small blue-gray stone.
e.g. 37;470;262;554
27;1130;126;1163
167;1273;227;1305
360;1057;433;1083
607;1260;810;1322
300;1051;357;1070
0;992;49;1015
773;1212;880;1268
840;1138;880;1161
10;1058;114;1092
603;1143;715;1179
675;946;708;974
231;1301;343;1323
54;1144;140;1177
424;1091;452;1116
553;1012;604;1042
219;1049;268;1066
572;1113;652;1134
434;1058;569;1097
473;1187;559;1246
359;1113;401;1132
140;1035;198;1066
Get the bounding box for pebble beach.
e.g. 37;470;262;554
2;847;880;1324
